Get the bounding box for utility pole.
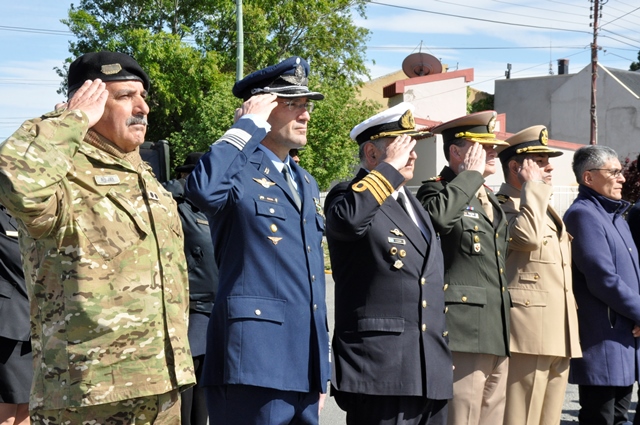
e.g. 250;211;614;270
589;0;601;145
236;0;244;82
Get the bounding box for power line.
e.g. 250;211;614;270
0;25;73;36
366;1;592;35
488;0;586;18
600;5;640;28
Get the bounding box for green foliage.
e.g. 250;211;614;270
58;0;373;184
468;93;495;114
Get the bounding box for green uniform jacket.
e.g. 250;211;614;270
417;166;510;356
0;109;195;409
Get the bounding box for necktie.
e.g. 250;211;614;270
397;192;410;216
477;187;494;222
282;165;302;209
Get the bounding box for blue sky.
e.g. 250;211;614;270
2;0;639;139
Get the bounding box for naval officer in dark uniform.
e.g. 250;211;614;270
185;57;330;425
325;102;453;425
416;111;511;425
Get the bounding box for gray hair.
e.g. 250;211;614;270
359;138;389;168
572;145;619;184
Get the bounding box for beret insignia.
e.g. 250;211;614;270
101;63;123;75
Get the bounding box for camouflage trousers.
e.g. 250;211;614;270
30;389;181;425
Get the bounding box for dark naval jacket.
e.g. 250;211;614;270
0;205;29;341
417;166;510;356
185;117;330;393
163;178;218;314
325;163;453;400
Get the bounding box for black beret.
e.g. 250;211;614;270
67;51;150;95
232;57;324;101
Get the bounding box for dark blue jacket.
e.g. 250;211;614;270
185;117;330;393
0;205;29;341
564;185;640;386
163;178;218;314
325;164;453;400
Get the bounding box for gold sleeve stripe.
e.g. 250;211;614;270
351;170;394;205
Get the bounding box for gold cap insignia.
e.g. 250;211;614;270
487;115;497;133
399;109;416;130
101;63;123;75
540;128;548;146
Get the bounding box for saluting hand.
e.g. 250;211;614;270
458;142;486;174
383;134;416;171
234;93;278;123
516;158;544;184
65;79;109;128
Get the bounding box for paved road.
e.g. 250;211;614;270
320;273;639;424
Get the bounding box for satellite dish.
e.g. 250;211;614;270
402;52;443;78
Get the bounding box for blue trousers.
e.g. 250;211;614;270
206;384;319;425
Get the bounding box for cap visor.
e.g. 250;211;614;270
277;91;324;100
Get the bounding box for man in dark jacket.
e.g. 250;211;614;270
325;102;453;425
163;153;218;425
564;145;640;425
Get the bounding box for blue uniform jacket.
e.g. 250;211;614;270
185;117;330;393
564;185;640;386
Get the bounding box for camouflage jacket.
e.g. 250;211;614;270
0;108;195;409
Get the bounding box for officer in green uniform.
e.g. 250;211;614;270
416;111;511;425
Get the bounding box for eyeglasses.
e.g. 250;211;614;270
279;101;314;113
588;168;624;178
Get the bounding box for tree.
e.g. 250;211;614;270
630;51;640;71
58;0;374;183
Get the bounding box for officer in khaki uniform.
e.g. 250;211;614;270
417;111;511;425
495;126;581;425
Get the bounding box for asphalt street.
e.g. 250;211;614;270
320;273;639;425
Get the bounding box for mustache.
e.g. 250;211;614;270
126;116;148;126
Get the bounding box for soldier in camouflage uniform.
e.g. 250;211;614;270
0;51;195;424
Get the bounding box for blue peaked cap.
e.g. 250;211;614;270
232;57;324;101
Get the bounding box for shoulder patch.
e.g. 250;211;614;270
422;175;442;183
496;193;510;204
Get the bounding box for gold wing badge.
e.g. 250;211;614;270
253;177;276;188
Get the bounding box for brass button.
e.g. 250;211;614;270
270;224;278;233
497;250;500;256
474;225;479;231
496;233;499;238
461;296;468;302
420;277;426;285
255;309;262;316
399;249;406;258
269;208;275;214
500;268;504;274
525;300;530;306
421;324;427;332
445;306;449;313
390;247;398;255
543;240;548;245
474;235;480;243
534;274;540;280
422;300;427;308
443;283;449;291
502;286;506;292
442;331;449;337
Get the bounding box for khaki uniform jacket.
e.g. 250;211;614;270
0;109;195;409
497;181;581;358
417;166;511;356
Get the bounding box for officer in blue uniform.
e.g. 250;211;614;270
325;103;453;425
185;57;330;425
